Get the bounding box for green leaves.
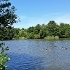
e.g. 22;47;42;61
0;0;18;27
0;43;10;70
0;27;15;40
0;0;18;40
0;2;11;8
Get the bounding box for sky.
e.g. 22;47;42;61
10;0;70;28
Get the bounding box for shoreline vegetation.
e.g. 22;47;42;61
0;21;70;41
12;37;70;40
1;20;69;40
12;21;70;40
13;36;60;40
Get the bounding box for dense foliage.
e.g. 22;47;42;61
0;43;10;70
0;20;70;40
0;0;18;40
0;0;18;69
10;21;70;40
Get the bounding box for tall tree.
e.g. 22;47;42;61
47;21;57;36
0;0;17;27
34;24;41;34
0;0;18;40
0;0;18;69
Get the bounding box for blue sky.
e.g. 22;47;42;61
10;0;70;28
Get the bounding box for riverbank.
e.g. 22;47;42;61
12;37;70;41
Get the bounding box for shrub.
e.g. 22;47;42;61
44;36;59;40
34;34;40;39
54;36;59;39
44;36;54;40
0;43;10;70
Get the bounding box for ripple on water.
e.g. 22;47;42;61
3;40;70;70
7;53;44;70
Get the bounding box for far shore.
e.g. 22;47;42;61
12;38;70;40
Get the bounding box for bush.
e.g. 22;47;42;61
34;34;40;39
44;36;54;40
44;36;59;40
54;36;59;39
0;43;10;70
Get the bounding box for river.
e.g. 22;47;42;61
2;39;70;70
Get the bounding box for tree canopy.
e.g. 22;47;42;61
0;0;17;27
12;21;70;40
0;0;18;40
0;0;18;69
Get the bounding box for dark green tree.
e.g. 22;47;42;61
0;0;17;27
27;26;34;33
64;24;70;38
59;23;66;38
0;0;18;40
47;21;57;36
34;24;41;34
40;27;46;39
0;0;18;69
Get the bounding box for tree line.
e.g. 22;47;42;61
1;21;70;40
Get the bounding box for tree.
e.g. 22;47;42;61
0;0;18;69
47;21;57;36
28;32;34;39
0;0;17;27
59;23;66;38
40;29;46;38
34;24;41;34
27;26;34;33
0;0;18;40
18;29;27;38
13;28;20;39
64;24;70;38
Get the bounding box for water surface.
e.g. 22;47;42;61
2;39;70;70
